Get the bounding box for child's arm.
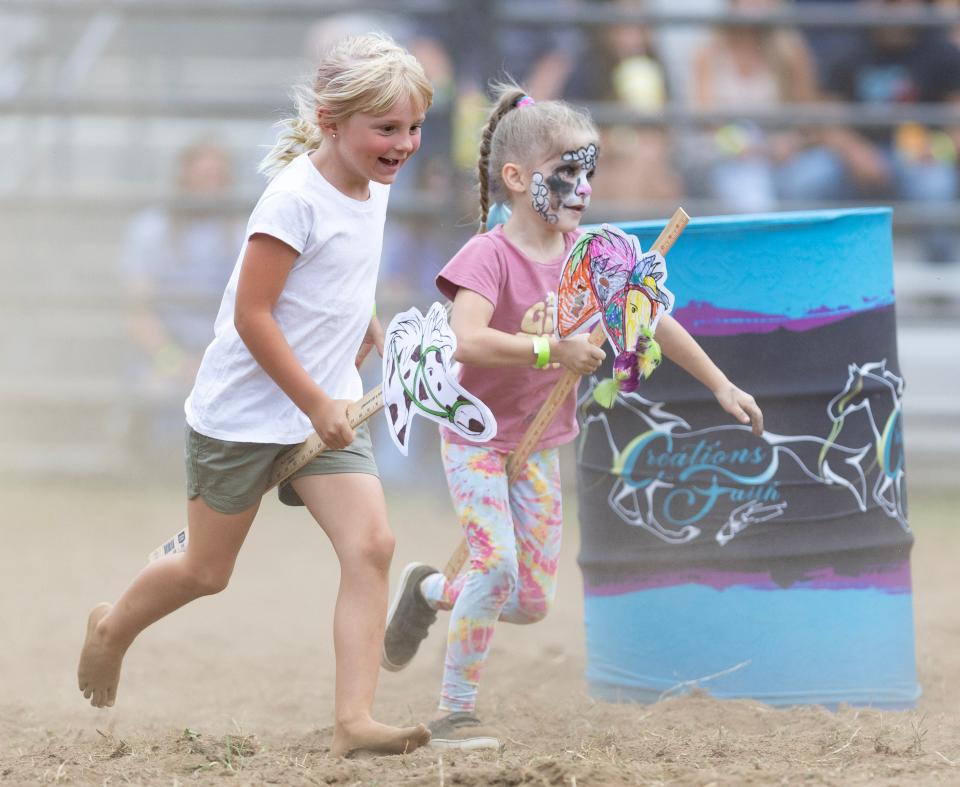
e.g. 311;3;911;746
450;288;605;375
234;233;354;449
655;314;764;436
355;313;384;368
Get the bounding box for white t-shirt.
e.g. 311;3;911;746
185;152;389;443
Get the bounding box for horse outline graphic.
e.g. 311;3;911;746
577;359;907;545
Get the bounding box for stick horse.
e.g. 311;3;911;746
148;302;495;562
382;301;495;455
557;222;675;405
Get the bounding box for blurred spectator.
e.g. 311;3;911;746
934;0;960;48
573;3;682;209
497;0;587;100
819;0;960;263
405;1;588;174
792;0;864;83
690;0;832;213
647;0;723;105
119;141;243;460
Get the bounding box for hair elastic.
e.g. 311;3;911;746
531;335;551;369
515;94;535;108
485;201;512;229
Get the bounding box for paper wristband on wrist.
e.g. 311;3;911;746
531;335;551;369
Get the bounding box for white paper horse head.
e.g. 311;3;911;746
382;302;497;455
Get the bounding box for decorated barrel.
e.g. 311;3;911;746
576;208;919;708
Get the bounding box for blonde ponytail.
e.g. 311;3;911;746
258;86;325;178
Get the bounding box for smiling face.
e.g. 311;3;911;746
328;94;425;190
528;139;599;231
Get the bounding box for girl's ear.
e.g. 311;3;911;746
501;162;527;195
316;110;338;138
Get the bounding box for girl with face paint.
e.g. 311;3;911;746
381;84;763;751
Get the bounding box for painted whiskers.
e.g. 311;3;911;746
558;224;675;407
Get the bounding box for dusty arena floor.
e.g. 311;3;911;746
1;476;958;786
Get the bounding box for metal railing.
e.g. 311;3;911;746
2;0;959;477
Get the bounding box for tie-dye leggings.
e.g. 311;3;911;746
419;438;564;713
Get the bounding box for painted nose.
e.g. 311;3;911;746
576;176;592;197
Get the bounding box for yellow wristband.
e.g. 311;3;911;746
532;335;550;369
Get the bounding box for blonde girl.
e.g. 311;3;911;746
381;84;764;749
78;33;433;757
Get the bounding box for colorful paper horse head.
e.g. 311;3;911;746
382;302;497;455
558;224;674;401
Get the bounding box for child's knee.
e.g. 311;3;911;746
374;528;396;567
482;556;519;602
498;595;552;625
354;525;395;571
184;562;233;596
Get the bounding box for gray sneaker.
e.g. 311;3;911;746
381;562;439;672
428;712;502;750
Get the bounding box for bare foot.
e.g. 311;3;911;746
331;718;431;757
77;603;124;708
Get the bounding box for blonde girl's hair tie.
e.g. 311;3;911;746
514;94;535;108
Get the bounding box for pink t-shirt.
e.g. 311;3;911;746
436;225;580;452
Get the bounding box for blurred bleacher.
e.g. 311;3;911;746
0;0;957;485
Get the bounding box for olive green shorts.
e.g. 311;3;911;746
184;423;379;514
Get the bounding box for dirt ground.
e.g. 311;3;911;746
1;473;958;786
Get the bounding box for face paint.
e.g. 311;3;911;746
530;172;557;224
562;143;599;172
562;143;598;203
530;143;600;226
